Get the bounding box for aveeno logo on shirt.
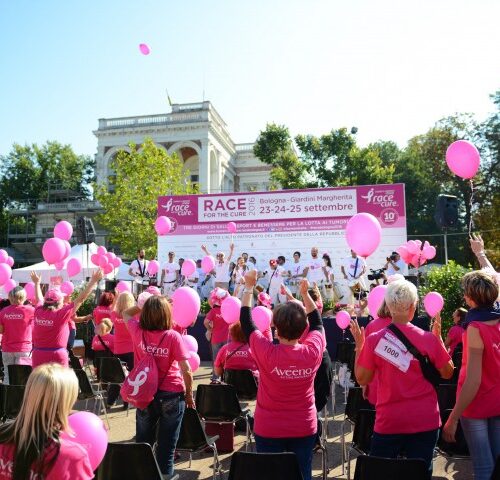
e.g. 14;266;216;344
4;313;24;320
0;458;42;479
35;318;54;327
270;365;314;379
231;350;248;357
139;341;169;357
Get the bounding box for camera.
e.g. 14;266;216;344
368;268;386;281
386;254;398;262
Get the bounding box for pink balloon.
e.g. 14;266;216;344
252;306;272;332
227;222;237;234
112;257;122;268
24;282;35;300
61;412;108;471
423;292;444;317
6;256;14;267
181;259;196;277
367;285;387;317
53;221;73;241
336;310;351;330
201;255;215;274
0;249;8;263
62;240;71;260
183;335;198;353
155;216;171;235
3;278;16;294
172;287;201;328
0;264;12;285
103;263;114;275
446;140;480;179
422;245;436;260
60;281;74;296
409;253;422;267
188;352;201;372
406;240;419;254
221;296;241;325
139;43;151;55
55;261;66;271
66;258;82;278
98;256;109;268
97;246;107;256
105;252;115;262
345;213;381;257
42;238;66;265
116;281;131;293
90;254;101;266
147;260;160;276
397;245;412;264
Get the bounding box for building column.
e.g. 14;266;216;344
199;139;210;194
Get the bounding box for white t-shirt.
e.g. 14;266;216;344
247;260;258;272
233;266;246;285
196;267;206;287
322;265;333;284
162;262;180;283
343;256;367;280
386;258;408;276
214;261;230;283
268;266;285;290
289;262;304;279
130;259;149;284
306;258;324;283
186;269;200;288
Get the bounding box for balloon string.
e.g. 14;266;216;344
468;180;475;237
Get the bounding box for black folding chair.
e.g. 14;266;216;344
96;442;179;480
346;409;376;480
196;384;252;451
74;368;110;429
353;454;429;480
176;408;221;479
97;357;128;416
0;384;25;421
223;369;258;400
228;451;303;480
7;364;32;386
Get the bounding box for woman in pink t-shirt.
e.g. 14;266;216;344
444;307;467;356
239;272;325;480
0;363;93;479
351;280;453;477
93;291;115;326
0;285;34;384
214;321;258;378
443;271;500;480
123;296;194;477
31;270;102;368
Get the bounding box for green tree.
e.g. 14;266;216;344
253;123;307;189
96;138;196;258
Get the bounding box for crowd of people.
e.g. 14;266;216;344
0;234;497;479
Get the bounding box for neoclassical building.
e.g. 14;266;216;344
94;101;272;193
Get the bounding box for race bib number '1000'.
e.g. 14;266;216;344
374;336;412;372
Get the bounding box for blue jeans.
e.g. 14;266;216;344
136;391;185;475
211;341;226;380
67;328;76;350
461;416;500;480
254;434;316;480
370;429;439;479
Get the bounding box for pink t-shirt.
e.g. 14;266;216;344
363;316;392;405
206;306;229;344
0;438;93;480
33;303;75;349
447;325;464;356
214;342;257;372
0;304;35;352
110;311;134;354
93;306;113;325
458;321;500;419
358;323;450;434
172;323;187;336
91;333;115;352
127;318;190;392
249;329;325;438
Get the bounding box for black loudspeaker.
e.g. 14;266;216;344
76;216;96;244
105;280;118;292
435;195;459;229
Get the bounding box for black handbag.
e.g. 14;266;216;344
387;324;442;388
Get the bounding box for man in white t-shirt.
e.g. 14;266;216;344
302;247;324;286
160;251;180;298
128;249;149;296
341;249;367;297
384;252;408;277
266;259;287;306
288;250;304;295
201;243;234;290
185;268;200;289
195;259;206;298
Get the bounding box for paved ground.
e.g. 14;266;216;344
95;363;473;479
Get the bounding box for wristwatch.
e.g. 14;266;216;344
243;287;254;294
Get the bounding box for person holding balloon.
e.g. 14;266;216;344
123;296;194;477
350;280;454;477
0;363;95;479
443;271;500;480
239;271;325;480
31;269;103;368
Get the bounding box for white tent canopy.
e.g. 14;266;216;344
11;243;134;284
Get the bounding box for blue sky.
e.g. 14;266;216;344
1;0;499;158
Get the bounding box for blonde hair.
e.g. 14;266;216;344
98;318;113;335
0;364;78;478
8;286;26;305
462;270;499;308
114;291;135;316
385;280;418;314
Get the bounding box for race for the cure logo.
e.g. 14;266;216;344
270;365;314;379
127;366;150;396
361;188;398;208
160;198;193;217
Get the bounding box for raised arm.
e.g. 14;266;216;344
74;270;103;312
201;244;211;256
123;305;141;324
240;270;258;339
30;271;43;305
226;243;235;263
470;233;494;270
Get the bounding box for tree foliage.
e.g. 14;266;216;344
96;138;196;258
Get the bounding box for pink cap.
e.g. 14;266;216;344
44;289;63;304
145;286;162;296
257;292;272;309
